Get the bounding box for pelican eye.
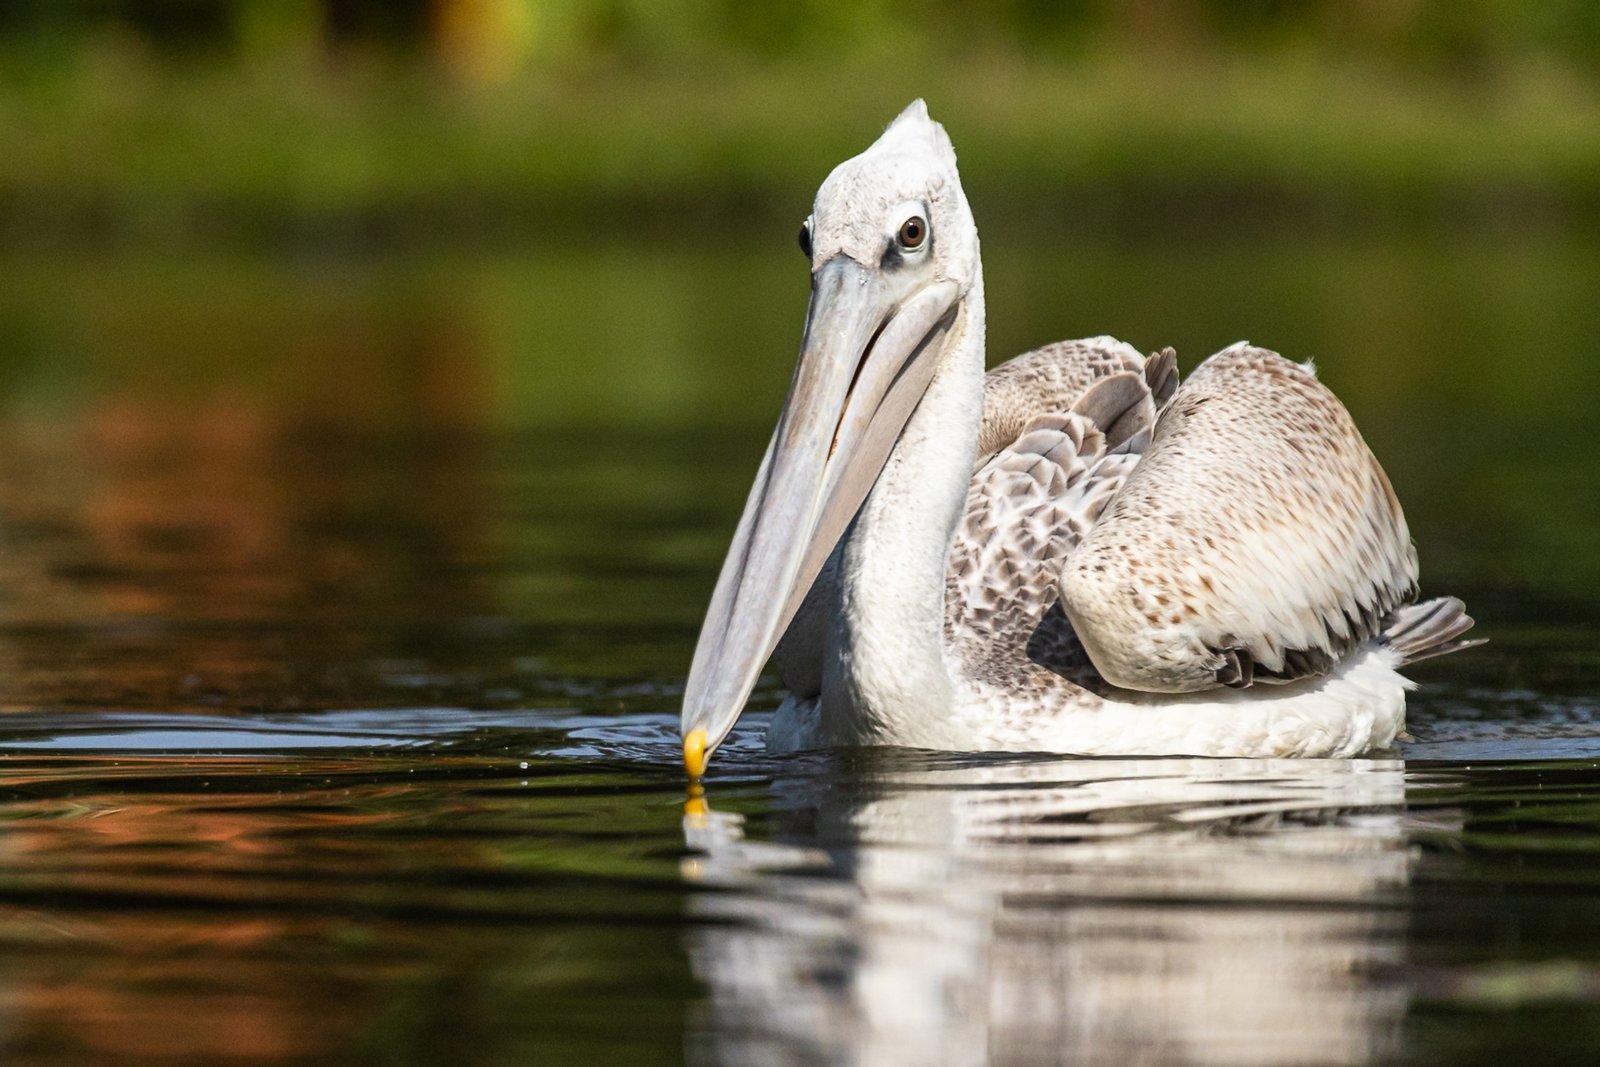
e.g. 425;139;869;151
898;215;927;249
798;218;813;258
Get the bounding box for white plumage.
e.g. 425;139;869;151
682;101;1478;770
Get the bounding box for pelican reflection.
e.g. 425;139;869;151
683;754;1426;1067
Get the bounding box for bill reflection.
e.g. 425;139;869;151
683;756;1415;1067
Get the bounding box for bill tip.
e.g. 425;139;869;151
683;728;709;778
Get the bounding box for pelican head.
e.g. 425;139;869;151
681;100;980;775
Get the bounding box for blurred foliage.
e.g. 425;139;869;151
2;2;1600;245
6;1;1600;75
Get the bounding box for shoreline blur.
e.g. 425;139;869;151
4;2;1600;250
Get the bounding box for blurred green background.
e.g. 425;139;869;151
5;0;1600;244
1;1;1597;655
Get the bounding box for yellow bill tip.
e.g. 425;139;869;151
683;728;709;779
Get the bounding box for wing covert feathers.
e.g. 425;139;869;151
1143;346;1179;407
783;339;1167;701
1058;343;1420;693
1071;371;1158;453
976;337;1150;465
946;339;1171;689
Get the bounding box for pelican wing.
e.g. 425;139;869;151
976;337;1175;465
1058;344;1419;693
945;340;1175;688
781;338;1174;698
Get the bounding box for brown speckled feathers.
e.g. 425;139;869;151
946;338;1172;694
785;338;1467;711
1057;344;1421;693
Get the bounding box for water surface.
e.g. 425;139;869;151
0;235;1596;1064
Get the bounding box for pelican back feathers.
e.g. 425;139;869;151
1058;344;1420;694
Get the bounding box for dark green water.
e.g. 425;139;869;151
0;234;1596;1065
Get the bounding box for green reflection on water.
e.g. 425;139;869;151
3;232;1598;593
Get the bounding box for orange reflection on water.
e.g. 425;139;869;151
0;756;493;1064
0;301;500;712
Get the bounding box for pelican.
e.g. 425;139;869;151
680;100;1479;775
